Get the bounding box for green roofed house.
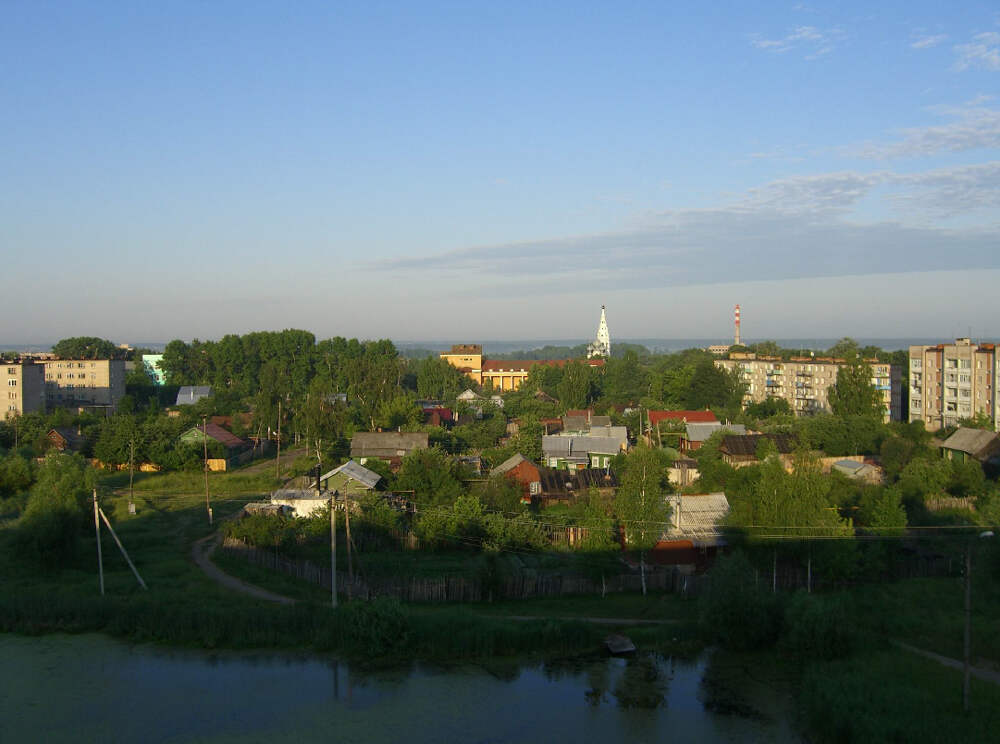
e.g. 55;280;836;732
180;422;247;451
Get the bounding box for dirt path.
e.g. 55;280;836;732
476;614;679;626
892;640;1000;685
191;532;296;605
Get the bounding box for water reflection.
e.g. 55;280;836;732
1;634;801;743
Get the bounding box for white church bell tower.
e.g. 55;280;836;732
587;305;611;358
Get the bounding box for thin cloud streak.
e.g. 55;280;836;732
855;103;1000;158
911;34;948;50
954;31;1000;71
369;210;1000;298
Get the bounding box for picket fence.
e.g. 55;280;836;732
221;537;699;602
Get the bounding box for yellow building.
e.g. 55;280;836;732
42;359;126;413
440;344;483;385
2;362;46;420
441;344;605;392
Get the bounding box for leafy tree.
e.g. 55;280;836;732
51;337;123;360
858;486;907;536
948;458;987;498
828;357;884;419
614;444;672;594
413;357;468;400
395;448;466;507
827;337;860;359
897;457;951;507
0;453;34;497
685;359;744;411
602;352;647;404
745;397;792;418
16;453;96;566
698;550;781;650
557;361;598;409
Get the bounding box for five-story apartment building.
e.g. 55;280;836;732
1;362;46;420
908;339;995;431
715;355;901;422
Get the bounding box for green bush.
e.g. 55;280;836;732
780;591;855;661
334;598;410;655
698;550;781;651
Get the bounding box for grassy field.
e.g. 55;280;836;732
847;575;1000;665
802;646;1000;742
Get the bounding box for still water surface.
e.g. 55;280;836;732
1;634;801;743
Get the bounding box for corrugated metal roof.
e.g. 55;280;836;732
542;435;623;456
663;493;729;545
187;422;246;449
648;410;717;425
720;433;796;456
685;422;746;441
941;427;1000;457
175;386;212;405
350;432;429;457
491;453;529;476
320;460;382;489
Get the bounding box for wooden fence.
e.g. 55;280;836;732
221;537;700;602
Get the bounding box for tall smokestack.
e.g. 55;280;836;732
734;304;741;346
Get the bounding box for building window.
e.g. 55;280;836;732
7;380;15;387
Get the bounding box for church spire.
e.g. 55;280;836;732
588;305;611;358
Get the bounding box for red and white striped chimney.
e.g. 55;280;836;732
734;304;741;346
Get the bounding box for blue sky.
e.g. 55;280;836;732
3;1;999;344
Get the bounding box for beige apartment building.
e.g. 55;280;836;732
42;359;126;413
908;339;996;432
715;355;901;422
2;362;46;420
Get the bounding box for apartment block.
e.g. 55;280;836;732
715;355;901;422
42;359;126;413
908;339;995;432
1;362;46;420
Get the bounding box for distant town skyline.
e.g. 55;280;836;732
3;2;999;342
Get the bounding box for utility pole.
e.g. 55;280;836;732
128;435;136;515
964;540;972;712
93;488;104;596
276;399;282;479
330;492;337;609
344;492;353;600
203;415;212;524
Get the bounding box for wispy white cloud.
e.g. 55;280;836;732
854;102;1000;158
750;25;844;57
368;163;1000;294
749;163;1000;217
911;34;948;50
954;31;1000;71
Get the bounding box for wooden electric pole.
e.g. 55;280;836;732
275;400;282;479
330;492;337;609
128;435;136;515
344;493;353;600
93;488;104;596
203;416;212;524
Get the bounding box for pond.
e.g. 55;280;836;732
1;634;803;743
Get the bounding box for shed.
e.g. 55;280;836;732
175;386;212;406
319;460;382;494
719;433;796;466
651;493;730;570
180;423;248;453
47;427;86;452
350;432;429;468
940;428;1000;464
